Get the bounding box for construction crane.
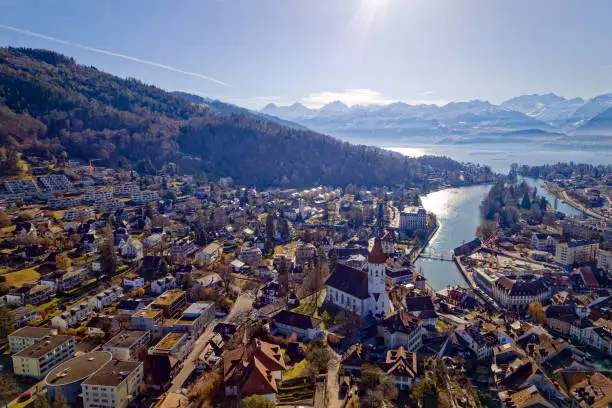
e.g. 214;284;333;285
474;232;499;269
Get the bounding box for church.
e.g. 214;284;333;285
325;238;391;317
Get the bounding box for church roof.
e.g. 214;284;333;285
326;263;370;299
368;238;386;264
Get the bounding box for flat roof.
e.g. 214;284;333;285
154;332;185;351
133;309;162;319
10;326;55;339
103;330;148;349
152;290;185;306
14;335;73;359
82;360;142;387
182;302;213;316
45;351;112;386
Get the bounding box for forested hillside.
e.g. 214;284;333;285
0;47;475;187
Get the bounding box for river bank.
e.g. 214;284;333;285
542;183;608;220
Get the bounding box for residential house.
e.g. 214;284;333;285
271;310;322;342
120;238;143;260
404;295;438;327
151;275;177;295
88;286;123;311
52;302;93;330
239;245;262;266
196;241;223;264
6;283;56;306
378;310;426;351
223;338;286;402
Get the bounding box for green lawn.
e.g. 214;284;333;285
3;268;40;288
283;359;310;381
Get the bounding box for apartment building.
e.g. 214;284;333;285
8;327;57;354
131;191;159;204
63;207;95;221
173;302;215;336
84;190;114;203
555;240;600;268
131;309;163;331
113;183;140;196
12;335;75;379
102;330;151;361
48;196;81;209
150;290;186;317
38;175;73;192
597;249;612;272
82;360;144;408
400;206;427;233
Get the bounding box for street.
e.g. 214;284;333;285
170;289;255;391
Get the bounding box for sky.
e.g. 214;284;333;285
1;0;612;109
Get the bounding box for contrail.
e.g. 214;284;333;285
0;23;231;87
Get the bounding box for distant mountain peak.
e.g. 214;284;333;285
263;103;278;109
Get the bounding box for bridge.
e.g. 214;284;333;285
418;251;455;262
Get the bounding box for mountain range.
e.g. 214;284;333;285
261;92;612;145
0;47;486;188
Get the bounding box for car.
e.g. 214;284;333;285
18;392;31;402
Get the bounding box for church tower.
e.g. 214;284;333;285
367;237;390;316
368;238;387;295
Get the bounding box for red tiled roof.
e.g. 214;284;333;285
368;238;386;264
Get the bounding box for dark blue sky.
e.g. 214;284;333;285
1;0;612;108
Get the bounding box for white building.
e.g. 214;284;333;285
82;359;144;408
88;286;123;311
114;183;140;196
38;175;73;192
8;327;57;354
83;190;114;203
555;240;599;268
151;275;177;295
491;276;551;312
131;191;160;204
597;249;612;272
48;196;81;210
103;330;151;361
12;335;75;379
325;238;390;317
52;303;93;330
400;207;427;233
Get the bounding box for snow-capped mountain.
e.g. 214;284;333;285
500;93;585;125
566;93;612;126
258;92;612;143
261;102;316;119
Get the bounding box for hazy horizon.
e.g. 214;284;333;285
2;0;612;109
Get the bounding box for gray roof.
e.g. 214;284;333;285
325;263;369;299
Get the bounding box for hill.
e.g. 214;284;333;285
0;47;475;188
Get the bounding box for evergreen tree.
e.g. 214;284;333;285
265;212;275;255
521;193;532;209
100;225;117;277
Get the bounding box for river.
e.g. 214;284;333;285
414;178;584;291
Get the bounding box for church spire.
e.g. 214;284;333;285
368;237;386;264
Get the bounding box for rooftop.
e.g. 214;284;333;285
44;351;112;386
133;309;163;319
152;290;185;306
82;359;142;387
154;332;186;352
103;330;149;349
15;335;73;359
10;326;55;339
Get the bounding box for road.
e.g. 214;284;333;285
170;289;256;390
324;356;344;408
7;379;45;407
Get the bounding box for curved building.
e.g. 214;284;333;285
45;351;112;404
